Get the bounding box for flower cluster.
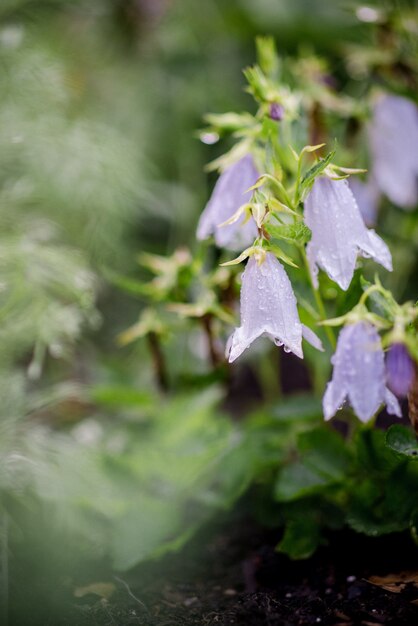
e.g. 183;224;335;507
196;48;417;425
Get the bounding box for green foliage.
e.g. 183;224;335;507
271;424;418;558
3;387;258;570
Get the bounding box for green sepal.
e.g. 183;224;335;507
298;150;335;201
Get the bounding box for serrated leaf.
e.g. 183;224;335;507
299;150;335;200
275;460;329;501
385;425;418;461
266;222;311;245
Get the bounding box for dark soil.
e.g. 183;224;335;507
17;513;418;626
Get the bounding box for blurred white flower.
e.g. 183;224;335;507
197;154;259;250
369;94;418;209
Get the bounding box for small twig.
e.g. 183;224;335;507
147;332;169;392
113;575;149;614
201;314;222;368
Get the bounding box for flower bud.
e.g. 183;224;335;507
386;343;415;398
269;103;284;121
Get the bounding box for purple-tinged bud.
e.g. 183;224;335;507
323;321;401;422
269;103;284;121
386;343;415;398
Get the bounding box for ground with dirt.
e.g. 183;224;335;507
14;510;418;626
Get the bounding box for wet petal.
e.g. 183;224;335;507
344;323;386;422
227;253;303;362
323;322;395;423
305;177;392;291
384;388;402;418
369;95;418;209
302;324;324;351
361;229;392;272
197;154;259;250
323;379;347;421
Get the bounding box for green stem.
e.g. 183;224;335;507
299;246;336;350
293;156;303;206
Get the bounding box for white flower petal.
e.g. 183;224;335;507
323;322;397;423
369;95;418;209
323;380;347;421
197;154;259;250
302;324;324;352
362;229;392;272
304;177;392;291
227;253;303;362
384;387;402;418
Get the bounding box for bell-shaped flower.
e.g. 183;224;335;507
323;321;401;422
369;94;418;209
304;176;392;291
226;252;323;362
349;176;380;227
386;343;415;398
197;154;259;250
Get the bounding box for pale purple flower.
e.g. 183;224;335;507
304;177;392;291
386;343;415;398
369;94;418;209
323;321;401;422
349;176;380;227
197;154;259;250
226;252;323;362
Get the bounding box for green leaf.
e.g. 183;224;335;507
298;426;351;481
385;425;418;461
299;150;335;201
275;460;330;501
90;385;154;409
277;516;320;559
275;426;350;502
271;393;322;422
266;222;312;246
268;244;299;268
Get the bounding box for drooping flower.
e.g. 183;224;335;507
197;154;259;250
349;176;380;227
226;252;323;362
304;176;392;291
369;94;418;209
386;343;415;398
323;321;401;422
